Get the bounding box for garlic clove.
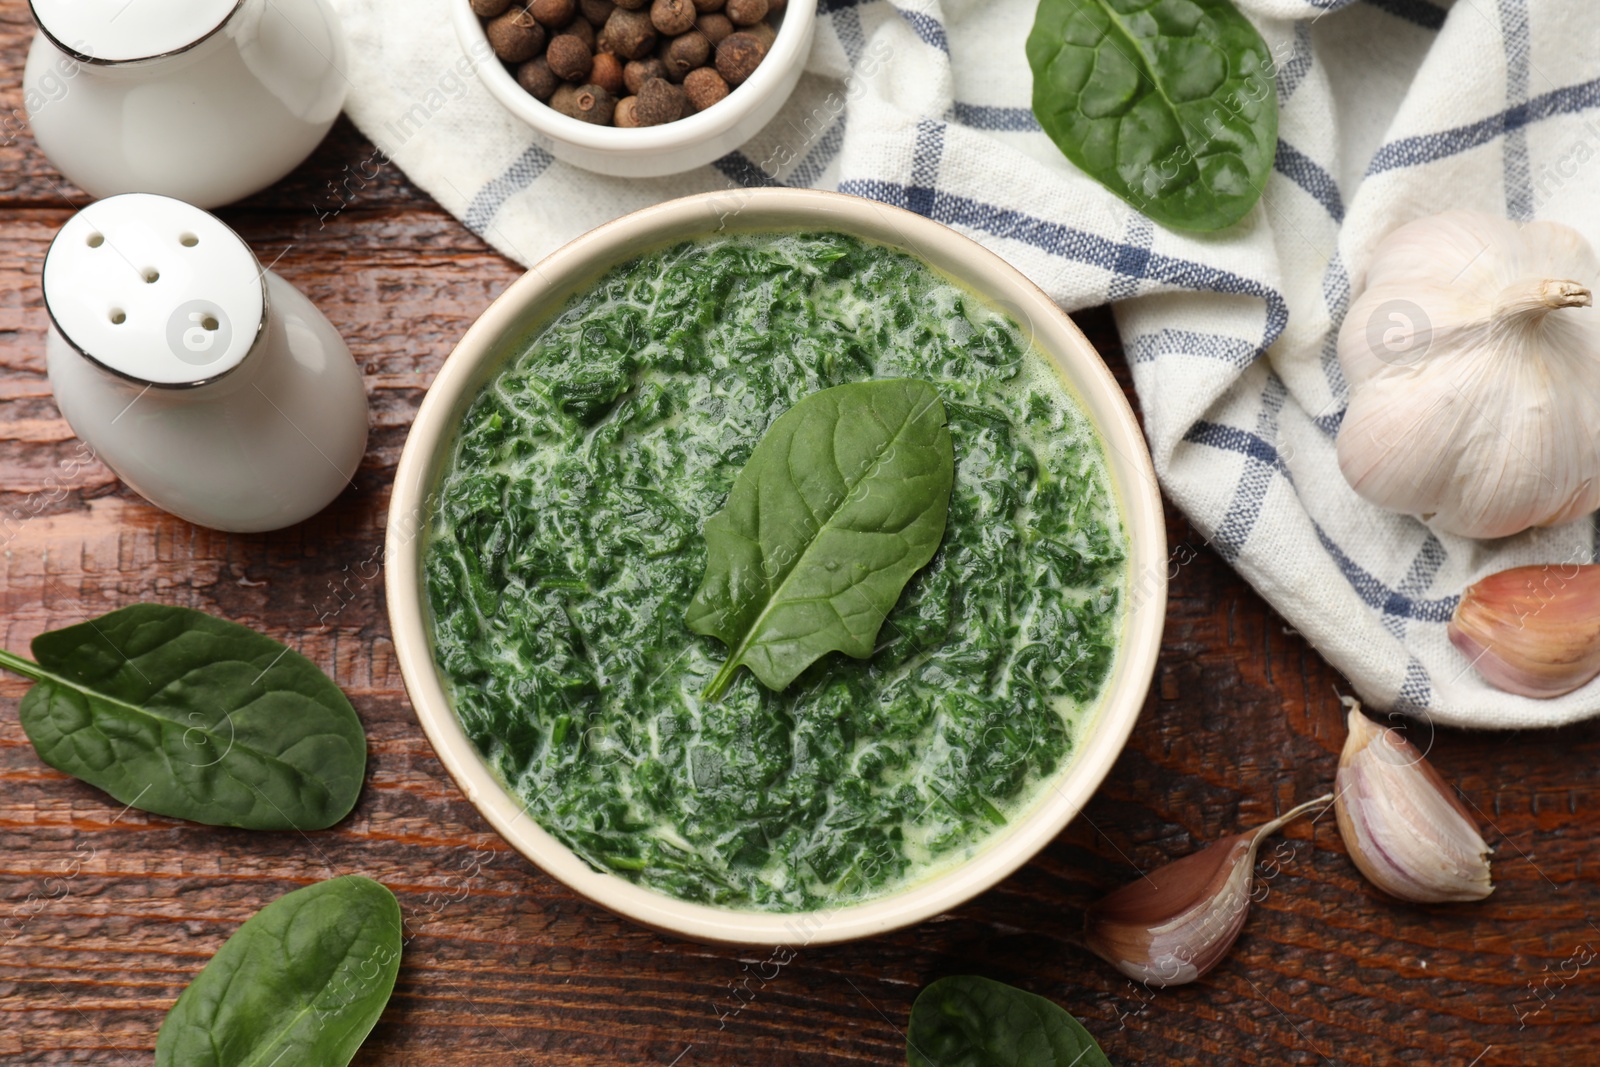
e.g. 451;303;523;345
1334;703;1492;904
1448;564;1600;698
1083;794;1332;988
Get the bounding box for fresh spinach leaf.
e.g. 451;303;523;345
688;379;955;700
908;976;1114;1067
155;875;402;1067
1;604;365;830
1027;0;1278;232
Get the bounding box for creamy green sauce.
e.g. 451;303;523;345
425;232;1127;911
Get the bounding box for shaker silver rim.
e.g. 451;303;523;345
41;194;271;391
27;0;246;67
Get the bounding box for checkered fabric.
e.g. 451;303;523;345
332;0;1600;727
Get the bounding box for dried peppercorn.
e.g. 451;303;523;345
551;83;617;123
634;77;688;125
715;31;765;85
471;0;513;16
487;8;546;63
724;0;766;26
623;56;668;94
661;31;710;80
566;15;596;48
604;7;658;58
529;0;577;27
486;0;775;126
742;19;774;49
651;0;697;35
589;51;625;94
683;66;729;111
546;34;594;80
694;12;733;44
515;55;561;100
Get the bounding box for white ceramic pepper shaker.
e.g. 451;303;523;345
43;194;369;533
23;0;347;209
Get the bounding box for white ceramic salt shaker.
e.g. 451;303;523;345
43;194;369;533
23;0;347;209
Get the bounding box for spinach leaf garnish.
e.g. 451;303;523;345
1026;0;1278;232
688;379;955;701
908;976;1114;1066
155;876;402;1067
0;604;366;830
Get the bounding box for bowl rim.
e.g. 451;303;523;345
386;188;1167;946
451;0;819;155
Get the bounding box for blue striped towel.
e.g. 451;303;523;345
333;0;1600;728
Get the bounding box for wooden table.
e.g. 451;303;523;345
4;33;1598;1067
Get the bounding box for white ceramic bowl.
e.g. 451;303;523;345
452;1;817;178
387;189;1167;946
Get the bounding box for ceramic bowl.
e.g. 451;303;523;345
387;188;1167;946
452;0;817;178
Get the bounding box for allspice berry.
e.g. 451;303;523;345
662;31;710;80
516;55;561;100
546;33;594;80
551;83;617;124
651;0;697;35
695;12;733;44
471;0;513;16
623;56;667;94
590;51;625;94
566;15;596;48
614;95;641;127
579;0;616;22
691;0;724;10
634;77;688;125
683;66;729;111
742;19;774;49
487;8;546;63
529;0;577;27
612;0;648;10
724;0;766;26
604;7;658;58
715;31;765;85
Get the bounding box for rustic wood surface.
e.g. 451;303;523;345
3;21;1599;1067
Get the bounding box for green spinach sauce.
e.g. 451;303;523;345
425;232;1127;912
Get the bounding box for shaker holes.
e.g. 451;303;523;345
180;233;198;247
87;233;104;248
143;268;160;283
110;309;126;325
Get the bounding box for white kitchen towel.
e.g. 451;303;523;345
329;0;1600;729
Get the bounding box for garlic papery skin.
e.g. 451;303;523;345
1334;705;1492;904
1449;563;1600;698
1335;211;1600;539
1083;795;1332;988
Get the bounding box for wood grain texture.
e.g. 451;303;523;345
3;13;1599;1064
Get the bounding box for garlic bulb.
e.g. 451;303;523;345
1336;211;1600;539
1334;703;1492;903
1083;795;1332;987
1450;563;1600;697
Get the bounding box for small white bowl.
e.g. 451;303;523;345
452;1;817;178
387;189;1167;946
